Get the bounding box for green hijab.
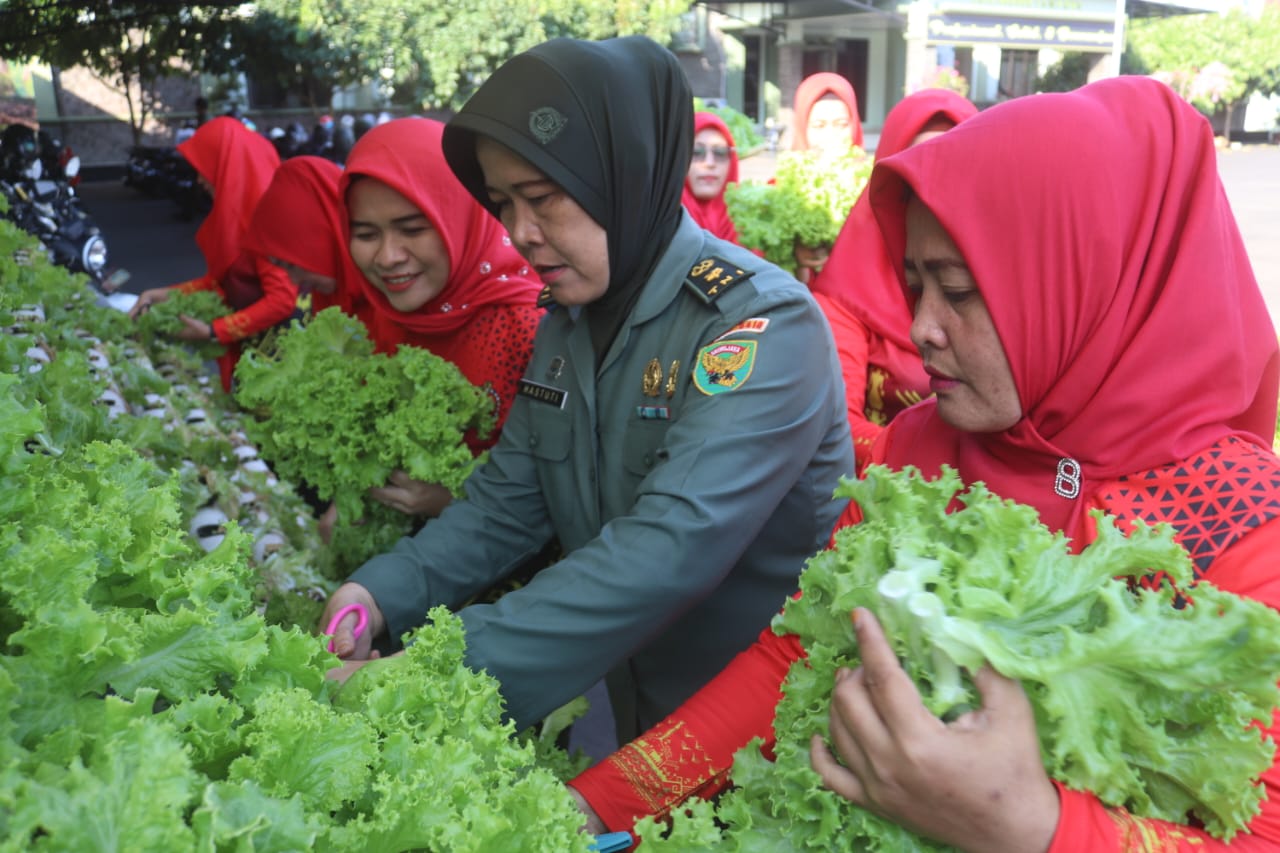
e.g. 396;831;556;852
442;36;693;359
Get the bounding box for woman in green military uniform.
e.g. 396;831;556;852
321;35;854;743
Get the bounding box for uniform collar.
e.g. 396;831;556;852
625;212;705;328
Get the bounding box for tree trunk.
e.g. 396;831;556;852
121;66;142;147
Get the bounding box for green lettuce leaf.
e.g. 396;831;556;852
645;464;1280;849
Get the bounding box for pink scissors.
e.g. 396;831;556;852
325;602;368;653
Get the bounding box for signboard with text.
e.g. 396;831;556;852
927;13;1117;51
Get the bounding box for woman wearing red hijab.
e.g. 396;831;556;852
242;155;382;343
339;117;543;516
130;116;297;391
791;71;864;156
786;73;866;287
681;111;739;244
569;76;1280;850
812;89;978;474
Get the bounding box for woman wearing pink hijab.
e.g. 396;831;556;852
791;71;864;155
681;111;740;244
788;72;867;286
811;89;978;473
570;76;1280;850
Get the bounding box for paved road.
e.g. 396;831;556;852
1217;146;1280;325
77;178;204;294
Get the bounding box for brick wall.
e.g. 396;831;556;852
46;67;202;167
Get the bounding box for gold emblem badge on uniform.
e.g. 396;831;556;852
693;339;757;395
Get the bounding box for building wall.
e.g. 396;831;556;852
41;65;202;166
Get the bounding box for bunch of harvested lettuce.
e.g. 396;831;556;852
639;464;1280;850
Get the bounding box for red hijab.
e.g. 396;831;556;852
792;72;864;151
243;156;370;322
681;112;740;243
869;76;1279;540
177;116;280;281
338;117;540;339
813;89;978;395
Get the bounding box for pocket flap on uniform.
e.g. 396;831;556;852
527;407;573;461
622;418;671;475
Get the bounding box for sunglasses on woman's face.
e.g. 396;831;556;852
692;144;732;163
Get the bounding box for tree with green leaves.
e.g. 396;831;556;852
0;2;246;145
311;0;692;110
223;2;352;112
1124;5;1280;133
1;0;691;141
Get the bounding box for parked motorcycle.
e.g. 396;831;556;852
1;125;109;284
123;143;211;221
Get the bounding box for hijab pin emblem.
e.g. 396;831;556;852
529;107;568;145
1054;457;1082;500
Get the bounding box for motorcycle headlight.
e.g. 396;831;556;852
82;235;107;273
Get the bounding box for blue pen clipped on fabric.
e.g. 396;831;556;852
589;831;633;852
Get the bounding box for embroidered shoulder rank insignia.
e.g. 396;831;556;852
684;255;754;303
693;339;757;395
535;285;557;309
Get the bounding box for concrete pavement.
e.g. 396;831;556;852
1216;145;1280;326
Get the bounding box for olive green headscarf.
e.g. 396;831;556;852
442;36;694;359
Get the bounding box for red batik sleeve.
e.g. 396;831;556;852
174;274;216;293
570;625;806;833
215;254;298;343
812;292;879;475
1048;517;1280;851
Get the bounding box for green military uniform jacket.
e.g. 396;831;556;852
350;214;854;738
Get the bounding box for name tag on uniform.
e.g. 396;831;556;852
518;378;568;409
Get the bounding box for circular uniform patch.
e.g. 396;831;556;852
693;339;757;395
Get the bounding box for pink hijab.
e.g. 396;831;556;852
813;89;978;395
681;112;740;243
869;76;1279;540
337;117;540;338
792;72;864;151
